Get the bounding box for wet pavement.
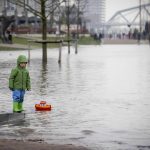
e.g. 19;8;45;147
0;45;150;150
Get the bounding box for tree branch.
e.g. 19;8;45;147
9;0;65;20
9;0;43;18
46;0;65;18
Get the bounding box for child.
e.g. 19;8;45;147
9;55;31;112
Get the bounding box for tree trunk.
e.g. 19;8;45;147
77;0;80;39
67;2;70;54
41;0;47;63
49;0;54;33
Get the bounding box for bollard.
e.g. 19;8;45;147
58;42;62;64
68;41;70;54
75;39;78;54
28;41;31;63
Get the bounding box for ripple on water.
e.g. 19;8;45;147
1;45;150;150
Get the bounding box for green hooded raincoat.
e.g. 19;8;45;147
9;55;31;90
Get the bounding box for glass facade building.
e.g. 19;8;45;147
84;0;105;31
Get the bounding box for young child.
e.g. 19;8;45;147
9;55;31;112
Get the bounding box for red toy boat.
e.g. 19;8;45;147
35;101;52;111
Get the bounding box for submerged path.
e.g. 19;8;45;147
0;139;89;150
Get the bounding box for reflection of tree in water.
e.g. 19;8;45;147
34;111;51;125
39;63;49;96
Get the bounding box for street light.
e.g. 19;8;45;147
139;0;142;42
65;0;70;54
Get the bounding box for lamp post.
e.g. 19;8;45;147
77;0;80;39
139;0;142;42
65;0;70;54
24;0;28;25
3;0;7;16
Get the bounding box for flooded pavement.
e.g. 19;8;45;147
0;45;150;150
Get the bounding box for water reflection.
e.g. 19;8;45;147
39;62;48;95
0;45;150;150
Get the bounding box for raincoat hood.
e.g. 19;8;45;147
9;55;31;90
17;55;28;66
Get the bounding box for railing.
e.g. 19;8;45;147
28;39;78;64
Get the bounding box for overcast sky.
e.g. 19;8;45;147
106;0;140;21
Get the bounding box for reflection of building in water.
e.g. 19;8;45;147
84;0;105;32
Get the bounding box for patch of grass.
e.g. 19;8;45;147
78;36;100;45
13;36;100;46
13;37;28;45
13;36;61;48
13;37;42;48
0;35;100;51
0;46;26;51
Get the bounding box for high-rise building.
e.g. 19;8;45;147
0;0;38;17
0;0;16;16
84;0;105;32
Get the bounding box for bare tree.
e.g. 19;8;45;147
74;0;87;38
10;0;65;62
61;0;87;53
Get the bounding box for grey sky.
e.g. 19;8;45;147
106;0;139;21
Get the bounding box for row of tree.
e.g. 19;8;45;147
8;0;87;63
145;21;150;36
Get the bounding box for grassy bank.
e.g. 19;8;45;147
0;35;99;51
0;46;26;51
13;36;62;48
78;36;100;45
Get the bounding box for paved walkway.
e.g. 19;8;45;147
103;39;149;45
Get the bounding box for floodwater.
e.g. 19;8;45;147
0;45;150;150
